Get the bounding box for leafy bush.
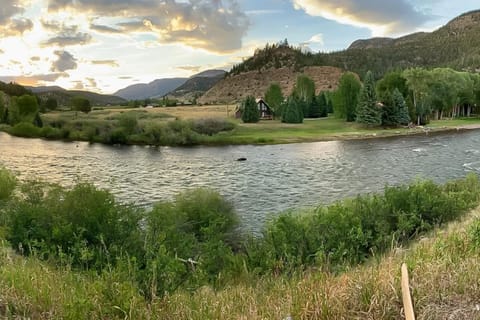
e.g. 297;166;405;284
191;118;236;135
142;188;240;295
246;174;480;274
0;167;16;201
3;181;144;269
8;122;41;137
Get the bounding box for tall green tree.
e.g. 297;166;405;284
356;71;381;126
282;96;303;123
16;94;38;116
71;97;91;113
241;96;259;123
393;88;410;125
403;68;431;125
309;92;328;118
264;83;284;118
44;97;58;111
293;75;315;104
333;72;361;122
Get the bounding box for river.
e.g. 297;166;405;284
1;131;479;233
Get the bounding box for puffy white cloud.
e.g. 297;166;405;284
291;0;430;36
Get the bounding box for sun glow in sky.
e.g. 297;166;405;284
0;0;479;94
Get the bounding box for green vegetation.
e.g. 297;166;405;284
229;11;480;79
0;167;480;318
264;83;284;118
281;96;303;123
71;96;92;114
333;72;362;121
241;96;259;123
356;71;381;126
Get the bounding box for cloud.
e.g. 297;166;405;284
177;65;201;72
30;56;41;61
0;73;68;86
291;0;430;36
118;76;133;79
41;20;92;46
48;0;250;52
51;50;77;72
90;59;119;67
300;33;324;47
43;32;92;47
0;0;24;25
90;23;123;34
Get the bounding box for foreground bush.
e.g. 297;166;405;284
245;174;480;274
0;170;479;299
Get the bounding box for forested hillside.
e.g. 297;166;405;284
229;10;480;79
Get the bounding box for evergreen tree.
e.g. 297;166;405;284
356;71;381;126
393;88;410;125
241;96;259;123
282;96;303;123
309;92;328;118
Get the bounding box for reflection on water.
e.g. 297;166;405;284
1;131;479;233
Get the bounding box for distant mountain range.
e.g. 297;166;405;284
114;69;226;101
114;78;187;101
26;85;126;106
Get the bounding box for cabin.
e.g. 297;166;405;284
256;98;273;119
234;98;274;119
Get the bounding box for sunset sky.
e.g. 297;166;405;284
0;0;479;94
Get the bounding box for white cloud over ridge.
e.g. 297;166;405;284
291;0;431;36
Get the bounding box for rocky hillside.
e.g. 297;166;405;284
167;70;226;102
198;66;344;104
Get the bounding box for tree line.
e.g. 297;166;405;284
241;67;480;126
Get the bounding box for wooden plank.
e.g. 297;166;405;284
401;263;416;320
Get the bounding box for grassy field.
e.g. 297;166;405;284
23;105;480;146
1;206;479;319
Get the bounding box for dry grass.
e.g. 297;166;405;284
153;207;480;320
1;208;480;319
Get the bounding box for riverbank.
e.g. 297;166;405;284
1;170;480;319
3;106;480;146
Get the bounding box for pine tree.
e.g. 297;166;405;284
241;96;259;123
282;96;303;123
356;71;381;126
393;88;410;125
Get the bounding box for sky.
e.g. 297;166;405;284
0;0;479;94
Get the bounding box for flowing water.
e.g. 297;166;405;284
1;130;480;233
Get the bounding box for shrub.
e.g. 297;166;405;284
0;167;16;201
246;174;480;274
3;181;144;269
142;188;240;295
191;118;236;135
9;122;41;137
